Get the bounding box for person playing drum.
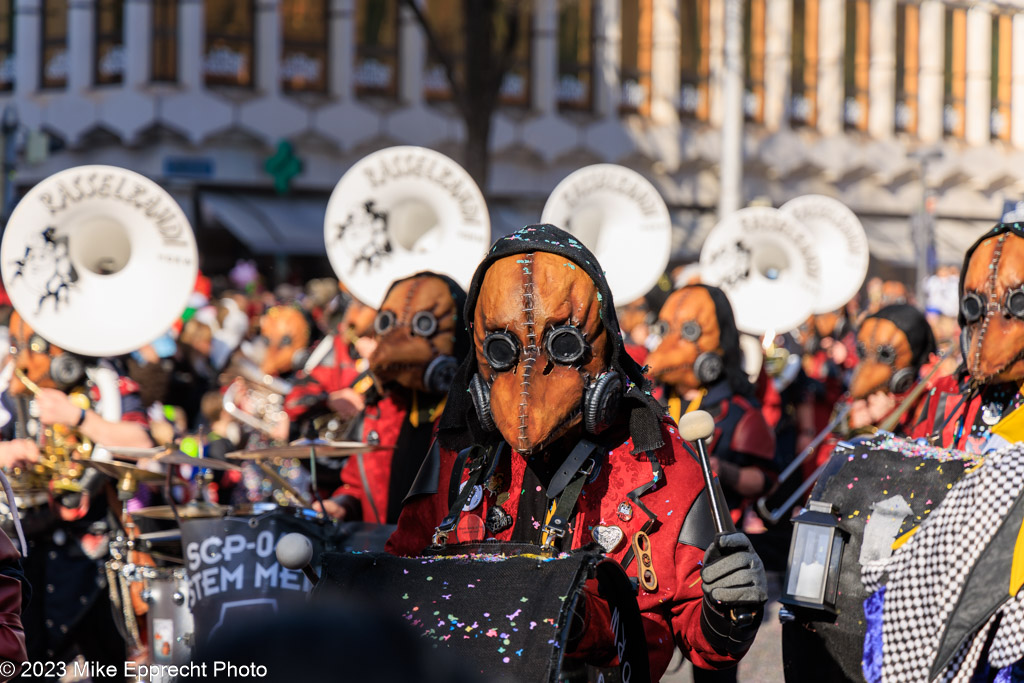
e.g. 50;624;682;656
387;226;767;680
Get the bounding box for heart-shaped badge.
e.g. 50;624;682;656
592;525;625;553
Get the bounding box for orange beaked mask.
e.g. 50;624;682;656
472;252;611;455
961;230;1024;384
369;274;460;394
258;306;311;377
646;286;723;393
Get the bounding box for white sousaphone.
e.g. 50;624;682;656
779;194;869;314
1;165;198;357
324;146;491;309
541;164;672;306
700;206;820;336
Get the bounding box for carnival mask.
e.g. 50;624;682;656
369;274;459;394
848;317;915;399
961;232;1024;383
258;307;311;377
646;286;723;392
472;252;611;455
8;311;81;395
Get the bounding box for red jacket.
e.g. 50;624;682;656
334;394;411;524
386;420;742;679
907;374;993;452
284;334;366;422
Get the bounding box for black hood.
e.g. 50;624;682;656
692;284;755;397
437;224;666;454
870;304;936;368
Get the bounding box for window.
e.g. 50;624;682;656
942;6;966;138
620;0;652;113
843;0;870;130
743;0;766;123
40;0;68;90
894;2;918;134
355;0;398;97
558;0;593;111
679;0;709;119
281;0;327;92
0;0;14;91
204;0;254;87
152;0;178;82
991;13;1012;141
790;0;817;126
95;0;124;85
423;0;531;107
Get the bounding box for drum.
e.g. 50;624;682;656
781;435;979;683
137;565;193;668
179;503;354;653
315;544;650;683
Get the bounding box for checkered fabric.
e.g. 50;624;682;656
861;444;1024;683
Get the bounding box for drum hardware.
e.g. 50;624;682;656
113;448;242;473
130;502;226;521
755;403;853;526
81;459;184;500
678;410;756;627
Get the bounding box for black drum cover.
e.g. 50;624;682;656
782;437;977;682
180;507;394;655
315;543;650;682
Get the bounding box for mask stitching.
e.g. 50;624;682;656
972;234;1007;379
519;254;537;451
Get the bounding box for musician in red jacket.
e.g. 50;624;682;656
387;226;766;680
285;272;467;523
645;285;777;525
910;223;1024;452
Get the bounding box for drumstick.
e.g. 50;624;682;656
678;410;756;628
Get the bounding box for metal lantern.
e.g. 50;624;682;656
780;500;846;613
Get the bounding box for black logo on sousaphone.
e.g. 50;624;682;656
707;240;752;287
10;226;78;311
335;201;392;272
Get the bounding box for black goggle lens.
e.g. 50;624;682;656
649;320;669;338
545;326;586;365
680;320;702;342
411;311;438;337
483;332;519;372
876;344;897;365
962;292;985;323
1006;288;1024;319
373;310;396;336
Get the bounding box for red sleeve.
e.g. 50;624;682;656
386;447;457;556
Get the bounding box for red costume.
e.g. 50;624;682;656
387;418;742;678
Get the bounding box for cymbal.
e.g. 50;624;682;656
226;440;379;461
82;459;178;483
152;451;241;472
100;446;169;458
131;502;226;521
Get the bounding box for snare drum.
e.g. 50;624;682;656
137;565;193;666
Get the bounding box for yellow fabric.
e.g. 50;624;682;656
992;399;1024;444
891;525;920;550
668;389;706;424
539;499;558;548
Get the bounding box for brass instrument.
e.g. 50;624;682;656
221;358;293;437
8;369;93;494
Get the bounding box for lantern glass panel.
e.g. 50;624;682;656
786;522;832;602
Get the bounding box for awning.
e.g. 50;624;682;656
199;192;328;255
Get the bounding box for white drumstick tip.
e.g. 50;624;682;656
275;533;314;570
678;410;716;443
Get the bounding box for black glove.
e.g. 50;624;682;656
699;532;767;657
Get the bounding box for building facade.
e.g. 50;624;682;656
1;0;1023;276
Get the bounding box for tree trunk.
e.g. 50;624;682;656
464;108;492;191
